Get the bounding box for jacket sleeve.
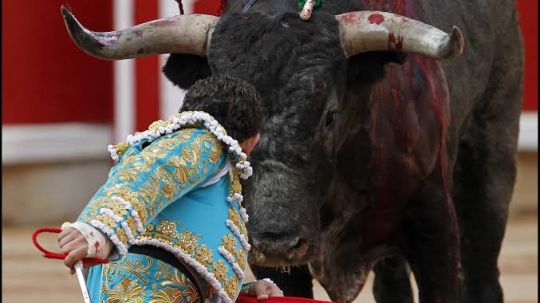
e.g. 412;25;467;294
76;128;226;256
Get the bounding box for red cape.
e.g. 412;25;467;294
237;293;334;303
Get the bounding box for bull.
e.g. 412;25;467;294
61;0;523;302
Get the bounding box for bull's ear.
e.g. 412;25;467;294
162;54;211;89
347;51;407;84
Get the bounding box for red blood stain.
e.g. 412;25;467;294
368;13;385;25
388;32;403;51
339;12;359;25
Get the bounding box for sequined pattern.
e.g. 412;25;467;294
79;129;224;250
80;126;248;303
99;253;202;303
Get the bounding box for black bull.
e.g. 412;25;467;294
62;0;523;302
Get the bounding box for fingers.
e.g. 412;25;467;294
252;281;284;300
267;283;284;297
57;227;89;272
64;246;87;269
252;283;269;300
57;228;80;248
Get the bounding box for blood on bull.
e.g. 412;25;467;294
61;0;524;302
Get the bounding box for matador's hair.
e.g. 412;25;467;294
181;75;264;142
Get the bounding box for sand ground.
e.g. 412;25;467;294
2;211;536;303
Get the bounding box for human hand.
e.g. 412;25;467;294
57;226;89;274
249;279;284;300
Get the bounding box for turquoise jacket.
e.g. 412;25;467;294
78;127;249;303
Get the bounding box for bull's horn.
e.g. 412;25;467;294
336;11;464;59
60;5;218;59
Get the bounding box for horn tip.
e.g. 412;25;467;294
60;5;78;29
445;26;465;59
60;4;72;18
60;5;110;60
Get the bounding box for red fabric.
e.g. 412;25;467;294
2;0;114;124
32;227;108;267
237;293;334;303
516;0;538;111
134;0;161;132
192;0;223;16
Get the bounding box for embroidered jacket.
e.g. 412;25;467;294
77;127;249;303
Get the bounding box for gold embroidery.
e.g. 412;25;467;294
224;276;240;299
108;202;128;217
86;128;224;238
149;288;183;303
121;152;144;167
229;168;242;198
104;277;145;303
222;234;237;253
113;141;130;159
178;231;201;256
228;208;248;237
148;119;169;132
152;260;201;303
138;175;165;218
194;245;214;267
235;252;248;272
106;187;148;225
78;197;110;221
95;214;118;229
210;260;228;282
221;234;248;272
181;147;200;166
198;132;223;164
156;221;177;236
145;224;156;232
116;228;129;245
169;156;195;186
116;166;144;183
103;256;152;284
140;221;204;258
153;166;178;200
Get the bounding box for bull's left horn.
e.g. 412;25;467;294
60;5;218;59
336;11;464;59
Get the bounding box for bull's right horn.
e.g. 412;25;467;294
60;5;218;60
337;11;464;59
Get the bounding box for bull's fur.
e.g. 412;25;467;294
164;0;524;302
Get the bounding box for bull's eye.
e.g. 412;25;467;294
325;111;337;127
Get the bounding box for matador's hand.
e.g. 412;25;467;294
57;226;89;274
249;279;284;300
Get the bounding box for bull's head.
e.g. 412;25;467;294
61;5;463;267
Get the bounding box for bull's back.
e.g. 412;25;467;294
427;0;524;133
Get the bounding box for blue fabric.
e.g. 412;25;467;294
77;127;249;302
87;253;202;303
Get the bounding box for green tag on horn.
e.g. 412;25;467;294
297;0;324;11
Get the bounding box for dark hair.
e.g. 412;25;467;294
181;75;264;142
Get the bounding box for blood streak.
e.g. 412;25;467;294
339;12;359;25
368;13;385;25
388;32;403;51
